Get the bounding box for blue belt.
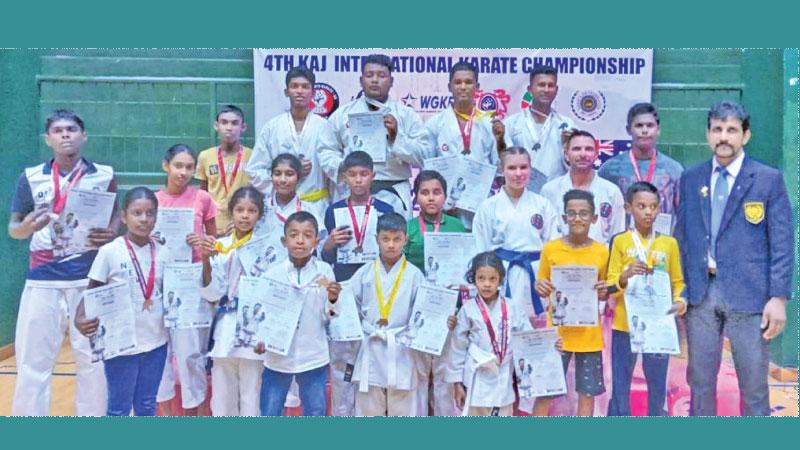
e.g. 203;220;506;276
208;295;238;352
494;248;543;315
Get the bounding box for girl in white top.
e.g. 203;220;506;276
253;211;341;416
199;186;267;416
472;147;559;320
75;187;168;416
446;252;533;416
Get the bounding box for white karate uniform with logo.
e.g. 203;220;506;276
472;189;559;319
202;234;266;416
12;159;114;416
350;256;424;416
317;97;430;218
446;295;531;415
246;111;332;209
425;107;500;229
502;109;575;193
539;172;626;245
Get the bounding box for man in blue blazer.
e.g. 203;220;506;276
675;101;794;416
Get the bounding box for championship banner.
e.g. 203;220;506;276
253;48;653;164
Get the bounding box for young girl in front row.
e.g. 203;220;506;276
75;187;168;416
199;186;266;416
156;144;218;415
446;252;533;416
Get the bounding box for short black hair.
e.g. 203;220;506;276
228;186;265;219
626;102;660;128
376;212;407;234
530;65;558;82
449;61;478;82
342;151;374;172
465;251;506;285
285;66;315;87
272;153;304;180
363;54;393;73
563;189;595;214
284;211;319;236
46;109;85;132
216;104;245;122
708;101;750;132
625;181;660;204
413;170;448;196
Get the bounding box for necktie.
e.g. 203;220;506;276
710;166;730;258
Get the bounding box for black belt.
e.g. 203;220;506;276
371;180;407;210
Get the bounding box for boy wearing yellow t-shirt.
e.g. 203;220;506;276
196;105;252;235
606;181;686;416
534;189;609;416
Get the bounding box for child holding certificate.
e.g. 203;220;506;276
446;252;541;416
196;105;252;235
404;169;466;416
253;211;341;416
322;151;395;416
198;186;266;416
155;144;218;416
534;189;609;416
75;187;168;416
254;153;326;242
350;212;424;416
606;181;686;416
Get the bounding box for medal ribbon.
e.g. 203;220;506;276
374;258;408;321
629;149;657;183
454;107;475;154
124;236;156;302
51;160;85;214
523;108;556;152
217;146;243;193
273;195;303;224
474;294;508;363
347;197;372;249
631;229;656;268
215;230;253;255
417;214;441;238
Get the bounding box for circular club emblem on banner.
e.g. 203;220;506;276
311;83;340;118
530;213;544;229
520;91;534;110
570;90;606;122
599;202;612;218
475;89;511;119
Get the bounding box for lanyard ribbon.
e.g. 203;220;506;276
124;236;156;309
454;107;475;154
273;195;303;224
374;258;408;322
629;149;657;183
417;215;441;238
215;231;253;255
217;146;243;193
51;160;85;214
631;230;656;267
348;197;373;249
474;294;509;364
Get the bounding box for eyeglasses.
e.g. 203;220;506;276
564;210;593;219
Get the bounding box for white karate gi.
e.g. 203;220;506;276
503;109;575;193
202;234;266;416
350;256;424;416
539;172;626;245
445;295;531;415
425;107;500;229
317;97;430;218
246;111;332;209
472;189;559;319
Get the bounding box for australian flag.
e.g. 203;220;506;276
595;140;632;169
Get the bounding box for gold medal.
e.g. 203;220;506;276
376;318;389;327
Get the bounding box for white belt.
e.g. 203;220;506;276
461;344;500;416
358;326;405;393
